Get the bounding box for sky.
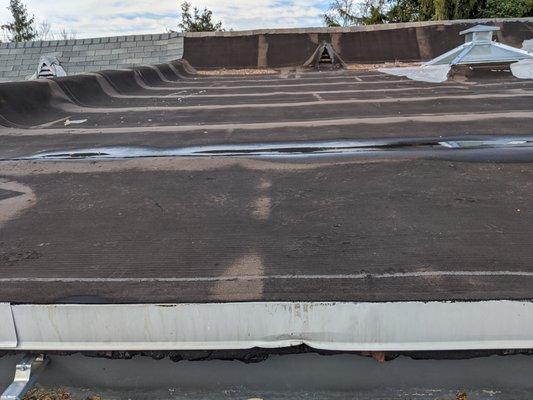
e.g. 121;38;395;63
0;0;331;39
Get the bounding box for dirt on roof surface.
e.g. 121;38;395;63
0;59;533;304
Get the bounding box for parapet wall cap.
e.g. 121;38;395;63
460;24;500;35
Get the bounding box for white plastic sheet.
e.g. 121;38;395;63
377;65;451;83
511;59;533;80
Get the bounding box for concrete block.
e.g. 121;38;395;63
61;51;79;58
73;45;89;51
104;43;121;50
21;53;37;60
8;48;25;55
94;49;112;56
111;48;128;55
3;69;21;77
69;56;87;62
100;37;109;43
57;45;74;52
0;65;14;72
80;50;96;57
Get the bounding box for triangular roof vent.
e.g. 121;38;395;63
304;42;345;70
29;55;67;80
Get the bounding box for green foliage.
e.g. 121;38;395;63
360;5;388;23
434;0;456;19
178;2;223;32
387;0;420;22
1;0;36;42
324;0;531;26
419;0;436;20
484;0;533;17
324;0;361;27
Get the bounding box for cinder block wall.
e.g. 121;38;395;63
0;33;184;82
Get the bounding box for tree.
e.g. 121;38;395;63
323;0;531;26
324;0;361;27
387;0;420;22
37;20;53;40
1;0;36;42
59;28;77;40
359;2;388;24
178;2;223;32
484;0;532;17
419;0;436;19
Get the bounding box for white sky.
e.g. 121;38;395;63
0;0;329;38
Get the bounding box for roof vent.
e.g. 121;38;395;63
425;25;532;67
29;55;67;80
378;25;533;82
304;42;345;70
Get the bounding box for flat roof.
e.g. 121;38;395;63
0;61;533;305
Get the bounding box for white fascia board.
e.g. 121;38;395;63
2;301;533;352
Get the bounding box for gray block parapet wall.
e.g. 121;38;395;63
0;33;184;82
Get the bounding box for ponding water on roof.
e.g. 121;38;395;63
379;25;533;82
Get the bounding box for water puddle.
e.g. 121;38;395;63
8;137;533;161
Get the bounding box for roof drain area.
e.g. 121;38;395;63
379;25;533;83
9;137;533;161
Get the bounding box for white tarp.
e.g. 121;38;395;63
523;39;533;54
511;59;533;80
377;65;451;83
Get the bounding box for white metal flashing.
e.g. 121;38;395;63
0;303;17;349
1;301;533;352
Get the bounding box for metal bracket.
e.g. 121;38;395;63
1;354;49;400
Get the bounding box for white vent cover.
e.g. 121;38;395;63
425;25;532;67
379;25;533;82
29;55;67;80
